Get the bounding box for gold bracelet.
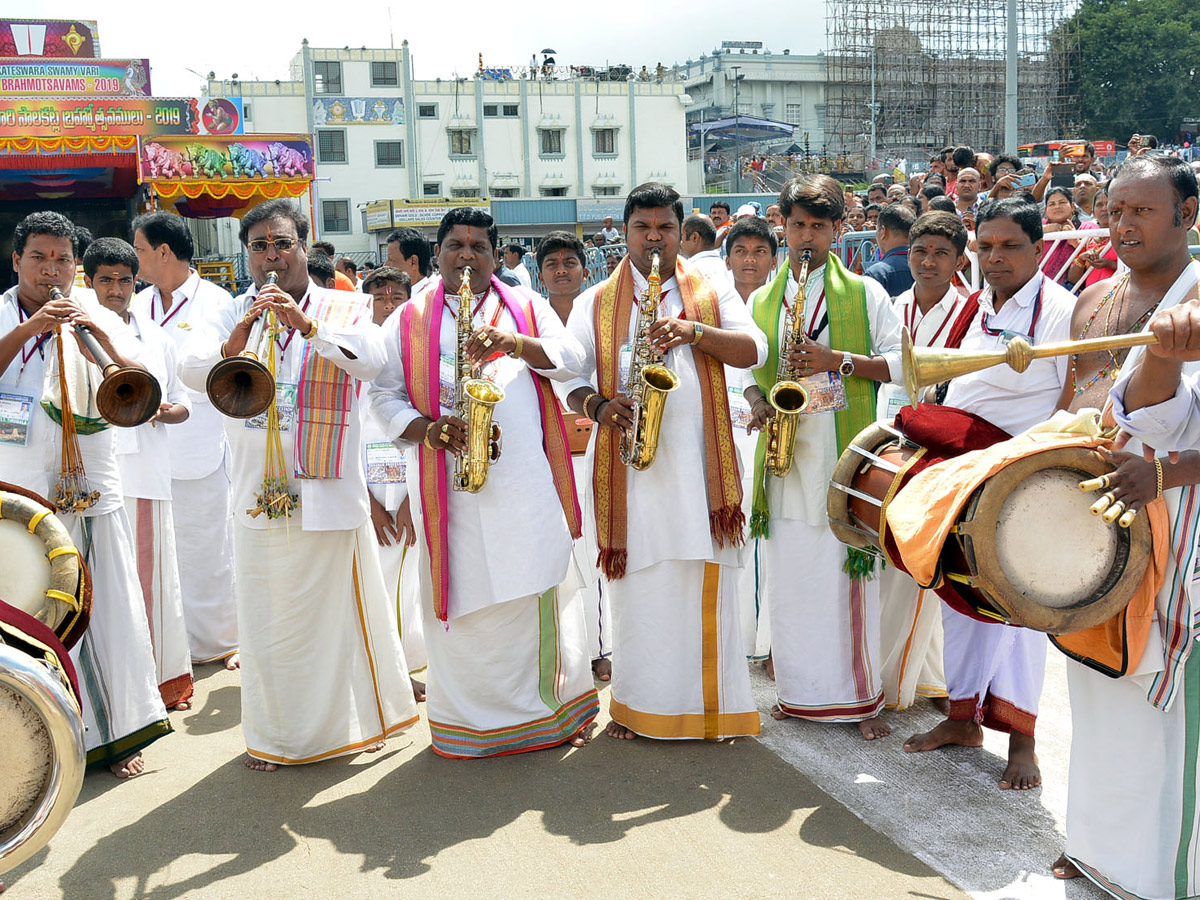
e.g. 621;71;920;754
424;419;440;450
582;391;601;419
302;318;319;341
512;332;524;359
1155;457;1164;499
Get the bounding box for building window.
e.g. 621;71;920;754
422;182;440;197
451;188;478;198
243;102;253;121
418;103;438;118
448;128;475;156
539;129;564;156
371;61;398;86
815;104;827;131
322;200;350;233
503;104;519;117
593;186;621;197
316;129;347;163
484;104;498;117
374;141;404;167
593;128;616;155
785;103;803;125
313;61;342;95
491;188;517;198
540;187;568;197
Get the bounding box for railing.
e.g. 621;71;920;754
523;244;626;296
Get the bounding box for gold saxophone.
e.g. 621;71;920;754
764;249;812;477
452;266;504;493
620;251;680;470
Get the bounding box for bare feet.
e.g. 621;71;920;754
605;720;636;740
769;703;788;721
903;717;984;753
172;699;193;711
764;651;775;681
1051;854;1081;879
225;652;241;671
109;752;145;778
930;696;951;715
592;658;612;682
858;715;892;740
411;678;426;703
570;722;597;747
244;755;277;773
364;741;386;753
1000;732;1041;790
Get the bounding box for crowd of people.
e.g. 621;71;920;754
3;142;1200;899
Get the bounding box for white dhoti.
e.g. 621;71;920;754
942;602;1045;735
69;511;172;767
1064;649;1200;900
172;464;238;663
733;429;770;661
425;587;599;758
124;496;194;709
234;521;418;764
377;537;427;675
560;453;611;663
766;519;883;721
879;569;946;710
607;559;760;739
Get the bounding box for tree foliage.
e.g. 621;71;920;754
1065;0;1200;141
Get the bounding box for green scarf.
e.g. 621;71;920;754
748;253;877;577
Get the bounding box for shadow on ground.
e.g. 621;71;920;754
44;691;952;899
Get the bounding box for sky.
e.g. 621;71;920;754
4;0;828;95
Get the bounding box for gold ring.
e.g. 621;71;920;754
482;337;493;348
441;423;449;433
439;432;449;444
612;412;619;423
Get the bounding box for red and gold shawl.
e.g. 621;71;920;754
593;257;744;579
399;275;581;622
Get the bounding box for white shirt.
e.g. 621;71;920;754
359;399;409;513
686;249;733;295
116;308;192;501
877;284;969;420
0;286;142;515
942;272;1075;435
602;226;621;243
133;270;233;480
178;282;385;532
367;279;585;618
734;262;902;526
560;260;768;573
511;262;533;290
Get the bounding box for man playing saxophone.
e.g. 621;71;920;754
738;174;904;740
368;207;601;757
560;182;768;742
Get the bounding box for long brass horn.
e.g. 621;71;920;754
205;273;278;419
901;326;1159;408
49;287;161;427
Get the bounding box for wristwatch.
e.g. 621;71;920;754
838;353;855;377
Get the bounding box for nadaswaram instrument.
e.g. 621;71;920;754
620;251;679;470
205;271;279;419
901;326;1159;409
764;248;813;477
48;287;161;428
452;266;504;493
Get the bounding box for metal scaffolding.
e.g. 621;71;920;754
825;0;1080;162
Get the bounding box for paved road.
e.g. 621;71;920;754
6;664;967;900
4;647;1106;900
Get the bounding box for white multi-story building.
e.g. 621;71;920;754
203;41;691;255
677;41;827;194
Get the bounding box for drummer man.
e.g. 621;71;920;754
903;198;1076;789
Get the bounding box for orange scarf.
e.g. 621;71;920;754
592;258;744;579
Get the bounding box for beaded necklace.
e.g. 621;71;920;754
1071;273;1155;395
